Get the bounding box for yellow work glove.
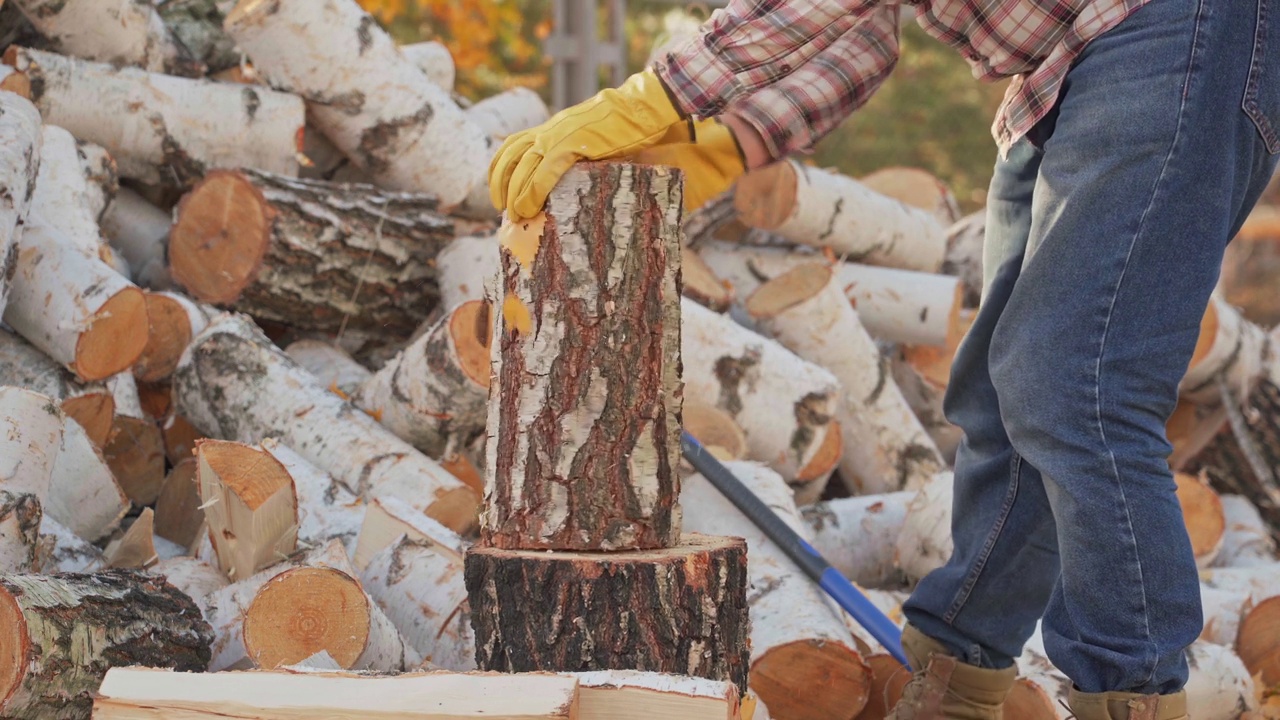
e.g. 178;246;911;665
634;116;746;212
489;68;683;219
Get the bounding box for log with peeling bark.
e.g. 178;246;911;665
155;457;203;547
224;0;489;207
283;339;372;399
802;491;912;588
434;232;499;311
33;514;105;573
697;239;964;348
1180;295;1270;405
400;40;455;91
156;0;242;75
0;327;115;446
0;89;41;319
482;162;683;551
4;215;150;381
746;262;946;498
353;494;456;570
30;123;111;262
203;539;413;673
1175;471;1226;569
169;168;455;335
103;372;167;505
678;461;871;720
92;666;584;719
0;490;39;572
134;291;212;382
465;533;750;692
682;297;843;496
734;158;948;273
4;46;303;187
0;569;213;719
197;439;299;582
355;299;491;458
8;0;203;76
100;186;174;290
858;166;962;226
151;555;230;615
260;437;363;556
173;313;480;533
1213;494;1277;567
893;471;955;584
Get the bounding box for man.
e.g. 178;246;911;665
488;1;1280;718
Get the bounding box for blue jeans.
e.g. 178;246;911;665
901;0;1280;695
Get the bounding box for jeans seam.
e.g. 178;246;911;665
944;452;1022;624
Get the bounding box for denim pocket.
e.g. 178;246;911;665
1245;0;1280;154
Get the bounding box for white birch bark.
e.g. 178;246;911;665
1200;564;1280;606
858;166;962;226
570;670;741;719
800;491;912;588
353;494;464;571
259;437;364;557
893;471;955;584
0;89;42;319
31;123;106;261
1180;294;1269;405
465;87;551;141
399;40;454;91
0;489;41;572
0;327;115;447
435;232;499;310
8;0;203;76
1183;642;1258;720
283;339;372;399
1199;583;1248;646
151;555;230;614
99;186;174;290
1213;494;1277;568
34;514;106;572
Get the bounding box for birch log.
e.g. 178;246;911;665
352;494;459;570
259;437;364;556
435;232;499;310
682;297;843;496
465;533;751;693
1198;584;1248;647
30;123;109;261
890;347;964;464
399;41;454;91
465;87;551;141
893;471;955;584
172;313;480;534
1180;295;1269;405
102;506;159;569
679;461;871;720
3;46;303;186
1183;642;1258;720
696;239;964;347
103;372;166;505
100;186;174;290
154;457;203;548
133;291;211;382
156;0;242;74
33;515;105;573
0;570;213;719
0;490;39;572
734;159;948;273
801;491;912;588
681;401;748;462
224;0;489;207
0;327;115;446
151;555;230;614
943;210;986;308
858;166;962;226
197;439;299;582
8;0;203;76
746;262;946;497
283;339;372;399
1174;471;1225;569
1213;494;1277;567
0;89;41;319
482;162;683;551
571;670;742;719
169;168;455;335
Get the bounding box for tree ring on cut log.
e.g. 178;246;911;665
733;160;798;231
1235;594;1280;687
243;566;370;669
681;401;746;461
742;261;833;318
0;588;25;709
451;299;492;390
169;170;272;304
76;287;149;381
749;639;872;720
134;293;196;382
61;393;115;447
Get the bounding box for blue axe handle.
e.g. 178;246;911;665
680;430;911;669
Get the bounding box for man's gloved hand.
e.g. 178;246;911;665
634;116;746;212
489;68;683;219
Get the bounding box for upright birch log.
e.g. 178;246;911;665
7;0;203;76
224;0;490;207
679;461;872;720
100;186;174;290
172;313;480;533
482;162;683;551
0;491;40;573
0;89;41;319
169;168;455;335
197;439;299;582
259;437;364;556
746;262;946;497
354;299;492;458
399;40;455;91
0;570;214;719
682;297;843;495
801;491;912;588
734;158;948;273
0;327;115;447
3;46;303;186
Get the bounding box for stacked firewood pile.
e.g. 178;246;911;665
0;0;1278;717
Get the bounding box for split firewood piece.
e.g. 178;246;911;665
483;162;683;551
103;507;159;569
134;291;212;382
283;339;372;399
361;532;474;671
683;245;733;312
682;297;843;497
746;262;946;498
3;46;303;187
734;158;948;273
224;0;489;208
7;0;203;76
801;491;913;588
889;348;964;464
858;166;962;226
197;439;299;582
33;514;105;572
0;327;115;446
1199;583;1249;647
697;239;964;348
1180;295;1270;405
156;0;241;75
678;461;871;720
0;490;40;572
92;666;582;719
352;494;458;570
571;670;742;720
103;372;167;505
151;555;230;614
30;123;112;262
204;539;413;672
100;186;175;290
1213;494;1277;568
4;215;150;381
400;40;455;90
163;412;204;466
0;89;41;318
893;471;955;584
259;437;363;556
1174;471;1226;569
942;210;985;308
465;533;750;693
0;570;214;719
155;457;203;547
681;401;748;462
173;313;480;533
355;298;491;458
169;168;454;336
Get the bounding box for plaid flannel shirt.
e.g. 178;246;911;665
651;0;1150;160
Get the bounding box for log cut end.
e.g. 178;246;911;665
134;292;196;382
105;415;166;505
199;439;299;581
75;286;149;381
61;392;115;448
859;167;961;225
682;246;733;312
242;565;371;670
733;160;797;231
1004;678;1058;720
1188;299;1221;376
750;639;871;720
1235;594;1280;688
856;654;911;720
0;585;23;708
743;262;833;319
451;299;493;390
170;170;271;305
1174;471;1225;567
682;401;747;461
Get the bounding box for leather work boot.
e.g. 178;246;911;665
885;624;1018;720
1066;688;1188;720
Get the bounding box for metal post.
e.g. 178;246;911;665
546;0;628;110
